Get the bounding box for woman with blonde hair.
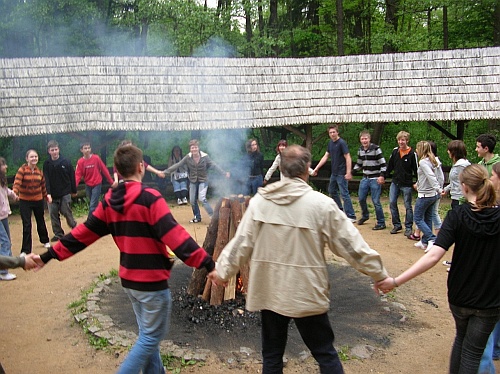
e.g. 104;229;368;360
377;164;499;373
413;141;444;251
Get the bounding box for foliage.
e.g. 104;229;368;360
161;353;200;373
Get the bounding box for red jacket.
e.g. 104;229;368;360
47;181;214;291
75;154;113;187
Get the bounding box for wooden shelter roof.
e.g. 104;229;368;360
0;47;499;137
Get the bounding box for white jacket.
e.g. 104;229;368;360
216;177;388;318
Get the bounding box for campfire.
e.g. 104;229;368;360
187;196;251;305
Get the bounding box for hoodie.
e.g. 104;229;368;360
435;203;500;309
43;181;214;291
216;177;388;318
443;158;471;200
479;153;500;176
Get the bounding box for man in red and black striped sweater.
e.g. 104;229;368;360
37;144;217;373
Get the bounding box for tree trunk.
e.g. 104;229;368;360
383;0;398;53
336;0;344;56
443;5;449;49
371;123;386;146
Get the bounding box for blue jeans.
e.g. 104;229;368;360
328;175;356;219
0;218;12;276
432;197;442;230
189;181;213;220
389;183;413;230
172;178;188;199
358;178;385;225
246;175;263;196
479;321;500;374
261;310;344;374
118;288;172;374
48;194;77;238
414;194;438;245
449;304;500;374
85;184;102;218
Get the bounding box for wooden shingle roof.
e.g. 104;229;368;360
1;47;499;137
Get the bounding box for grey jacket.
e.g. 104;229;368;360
164;151;225;183
416;157;444;197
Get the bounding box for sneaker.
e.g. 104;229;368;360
182;197;188;205
442;260;452;266
0;273;17;281
424;240;434;253
19;252;27;258
390;226;402;234
372;224;386;231
43;242;51;249
189;218;201;223
414;240;425;249
357;218;368;225
404;229;412;238
177;198;182;205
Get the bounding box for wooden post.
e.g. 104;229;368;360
209;201;231;305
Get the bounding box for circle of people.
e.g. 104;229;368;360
0;130;498;374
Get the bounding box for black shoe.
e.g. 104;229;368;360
189;218;201;223
372;224;386;231
404;228;412;238
390;226;402;234
357;218;368;225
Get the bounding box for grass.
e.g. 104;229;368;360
161;354;202;373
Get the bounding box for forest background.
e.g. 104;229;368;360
0;0;499;173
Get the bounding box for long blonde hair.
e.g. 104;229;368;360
460;164;497;210
416;141;438;167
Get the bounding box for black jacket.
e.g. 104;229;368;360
43;156;77;198
384;147;418;187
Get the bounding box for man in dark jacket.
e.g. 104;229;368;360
43;140;77;241
383;131;418;237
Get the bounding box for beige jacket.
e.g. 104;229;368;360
216;177;388;318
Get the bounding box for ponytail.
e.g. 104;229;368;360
460;164;497;210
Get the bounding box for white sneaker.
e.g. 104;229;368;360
43;242;51;249
414;240;424;248
349;218;357;223
177;198;182;205
424;240;434;253
19;252;26;258
442;260;452;266
182;197;188;205
0;273;17;281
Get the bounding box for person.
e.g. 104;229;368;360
442;140;470;210
376;164;500;374
412;141;444;251
164;139;230;223
75;142;116;218
264;139;315;185
0;253;40;271
167;145;189;205
383;131;418;236
263;139;288;184
353;130;387;230
476;134;500;176
113;140;166;184
43;140;77;242
428;141;444;237
12;149;51;256
209;145;390;374
0;157;19;280
312;125;356;222
243;139;264;195
35;144;217;374
478;162;500;374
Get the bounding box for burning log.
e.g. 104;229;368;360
187;195;250;306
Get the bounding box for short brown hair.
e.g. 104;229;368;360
47;140;59;150
447;140;467;162
114;145;143;178
189;139;199;148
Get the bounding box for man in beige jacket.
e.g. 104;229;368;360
209;145;390;374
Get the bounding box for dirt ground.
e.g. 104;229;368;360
1;196;499;374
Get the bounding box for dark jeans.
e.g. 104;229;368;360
19;199;49;254
389;183;413;230
261;310;344;374
49;194;77;239
449;304;500;374
85;184;101;219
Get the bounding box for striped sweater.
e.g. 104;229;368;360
12;164;47;201
353;143;387;178
43;181;215;291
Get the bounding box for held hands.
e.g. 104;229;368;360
374;276;399;294
207;269;228;287
23;253;44;271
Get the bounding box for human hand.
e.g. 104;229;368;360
111;181;118;188
207;270;228;287
46;195;53;204
24;254;43;271
262;179;268;186
345;172;352;181
225;172;231;178
375;277;398;294
377;176;385;185
157;171;166;179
